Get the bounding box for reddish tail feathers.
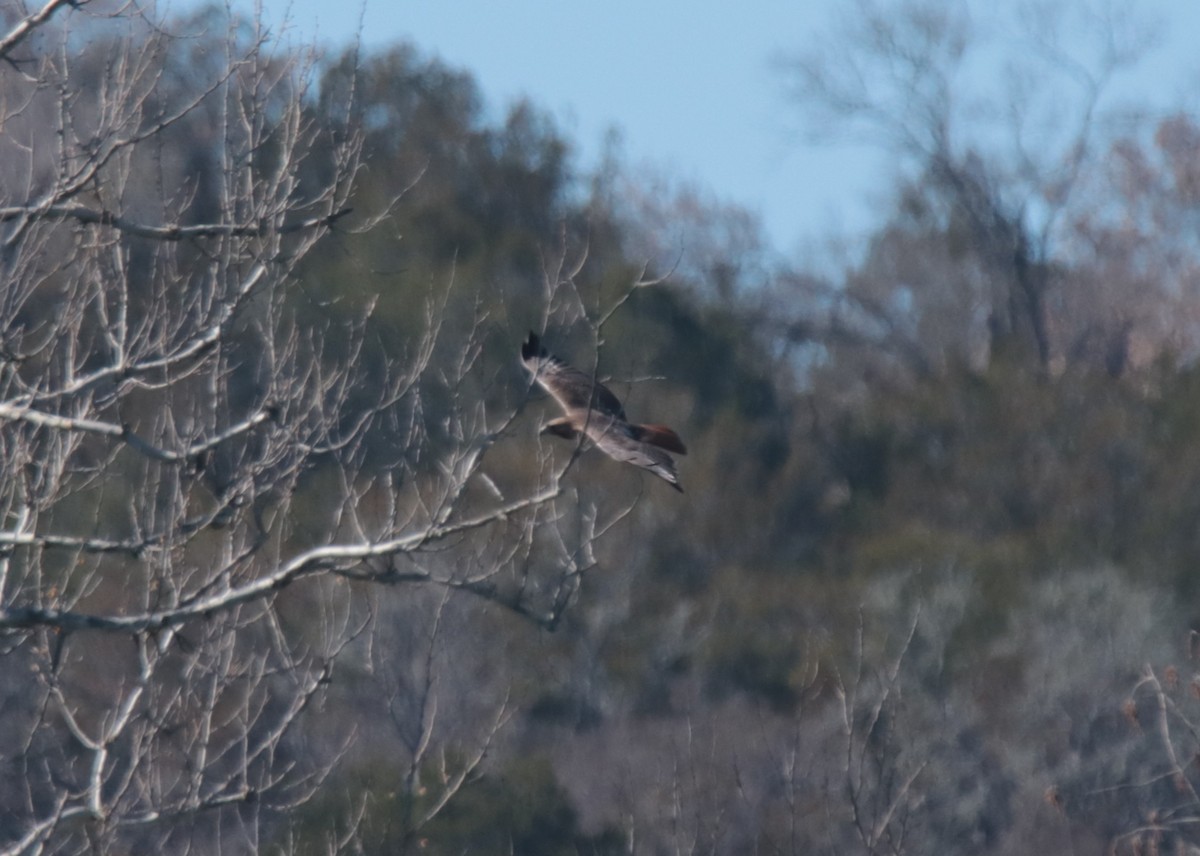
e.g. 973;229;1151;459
632;424;688;455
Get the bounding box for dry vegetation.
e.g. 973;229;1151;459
3;0;1200;853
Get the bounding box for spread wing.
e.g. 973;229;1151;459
521;332;626;420
522;331;684;492
591;427;683;492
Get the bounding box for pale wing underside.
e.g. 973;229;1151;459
536;363;626;420
522;338;626;420
590;426;682;491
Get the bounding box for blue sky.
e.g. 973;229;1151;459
217;0;1200;257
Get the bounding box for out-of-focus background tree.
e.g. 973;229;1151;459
4;0;1200;852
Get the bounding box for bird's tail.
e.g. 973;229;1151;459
631;423;688;456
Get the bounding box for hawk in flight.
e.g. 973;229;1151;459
522;331;687;491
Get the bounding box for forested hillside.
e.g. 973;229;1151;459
2;1;1200;853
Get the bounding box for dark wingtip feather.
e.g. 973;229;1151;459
521;331;543;362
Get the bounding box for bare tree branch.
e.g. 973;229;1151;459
0;481;568;634
0;0;87;62
0;202;353;240
0;402;273;462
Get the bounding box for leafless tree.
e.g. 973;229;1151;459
0;2;625;852
1113;658;1200;854
820;612;926;856
777;0;1161;373
591;610;929;856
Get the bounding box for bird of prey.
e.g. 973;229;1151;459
521;331;687;491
